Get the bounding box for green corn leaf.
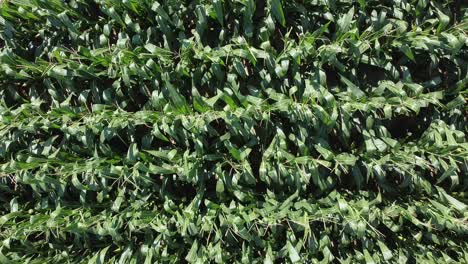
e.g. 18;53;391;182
270;0;285;27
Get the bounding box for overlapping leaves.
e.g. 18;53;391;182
0;0;467;263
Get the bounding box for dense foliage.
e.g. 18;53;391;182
0;0;467;263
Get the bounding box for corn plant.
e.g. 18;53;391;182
0;0;467;263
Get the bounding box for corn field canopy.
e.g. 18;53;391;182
1;0;468;263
